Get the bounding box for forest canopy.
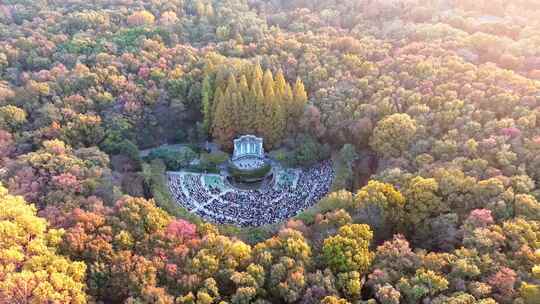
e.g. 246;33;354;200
1;0;540;303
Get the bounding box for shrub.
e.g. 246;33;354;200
145;147;197;171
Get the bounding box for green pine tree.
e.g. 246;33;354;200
210;63;301;150
211;87;224;130
291;78;308;125
251;62;264;89
274;69;287;99
238;74;252;134
224;75;240;135
252;70;268;142
262;69;275;103
214;67;230;91
261;69;276;147
226;73;238;93
201;74;214;135
213;87;238;150
271;98;286;147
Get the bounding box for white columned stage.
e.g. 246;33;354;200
232;135;264;160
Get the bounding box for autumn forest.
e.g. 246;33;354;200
1;0;540;303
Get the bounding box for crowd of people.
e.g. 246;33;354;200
167;160;334;226
168;173;210;210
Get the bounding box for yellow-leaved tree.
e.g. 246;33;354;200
0;184;87;303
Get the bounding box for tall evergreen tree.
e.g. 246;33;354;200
284;81;295;131
225;74;240;138
209;63;302;150
213;87;237;150
201;75;214;135
262;70;278;148
273;71;288;147
212;87;224;130
251;62;264;89
262;69;275;103
226;73;238;93
239;74;250;102
215;67;230;91
271;100;286;147
238;74;253;133
274;70;287;99
291;78;308;125
252;67;267;141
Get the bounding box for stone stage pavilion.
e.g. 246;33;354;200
231;135;266;171
167;134;335;226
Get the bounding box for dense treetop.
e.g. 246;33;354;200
1;0;540;303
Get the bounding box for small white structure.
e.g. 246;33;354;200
231;135;266;171
233;135;264;160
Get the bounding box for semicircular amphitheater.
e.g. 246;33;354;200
167;136;334;226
